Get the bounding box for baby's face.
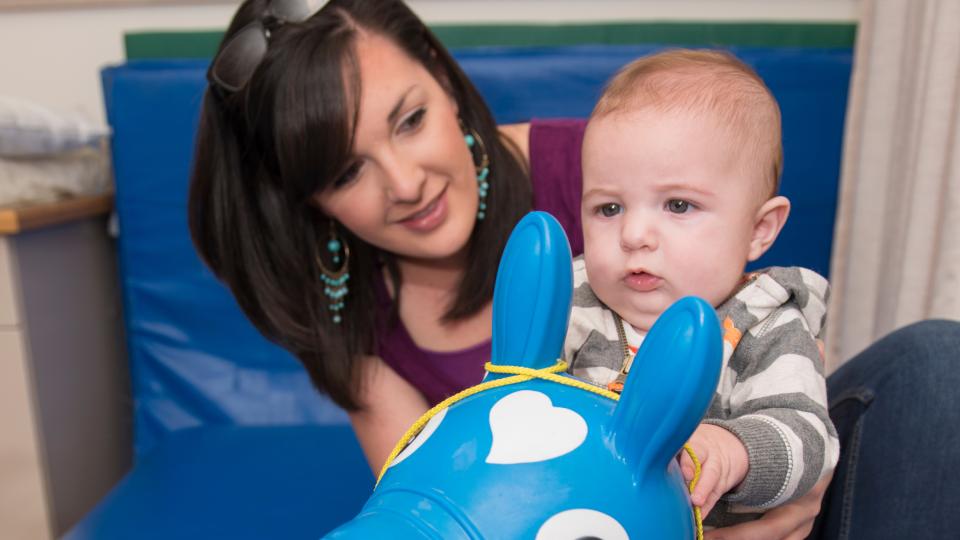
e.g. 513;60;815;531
581;109;766;332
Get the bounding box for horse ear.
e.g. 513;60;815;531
488;212;573;379
608;297;722;473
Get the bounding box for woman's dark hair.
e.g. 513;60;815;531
189;0;531;410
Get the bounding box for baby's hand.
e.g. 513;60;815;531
681;424;749;518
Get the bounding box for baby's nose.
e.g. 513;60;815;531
620;213;659;251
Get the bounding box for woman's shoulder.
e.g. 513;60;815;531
498;123;530;161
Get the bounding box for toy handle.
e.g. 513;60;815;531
488;211;573;377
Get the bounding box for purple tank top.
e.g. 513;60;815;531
375;118;587;405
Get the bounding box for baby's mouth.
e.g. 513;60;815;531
624;271;663;292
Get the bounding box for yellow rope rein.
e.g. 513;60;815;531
377;361;704;540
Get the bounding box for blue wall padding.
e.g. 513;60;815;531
101;45;851;455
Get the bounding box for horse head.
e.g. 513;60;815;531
324;211;722;539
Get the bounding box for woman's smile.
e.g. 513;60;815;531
397;186;448;233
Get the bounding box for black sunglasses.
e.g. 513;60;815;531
208;0;328;94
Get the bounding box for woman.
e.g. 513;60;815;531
189;1;960;538
190;0;533;465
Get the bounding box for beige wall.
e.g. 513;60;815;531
0;0;859;125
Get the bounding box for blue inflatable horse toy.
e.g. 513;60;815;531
325;212;722;539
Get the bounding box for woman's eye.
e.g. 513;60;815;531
597;203;622;217
399;107;426;132
666;199;692;214
334;161;362;188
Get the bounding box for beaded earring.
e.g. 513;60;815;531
318;221;350;324
462;122;490;221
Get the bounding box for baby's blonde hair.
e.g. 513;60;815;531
592;49;783;200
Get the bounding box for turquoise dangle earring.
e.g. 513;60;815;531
318;221;350;324
462;121;490;221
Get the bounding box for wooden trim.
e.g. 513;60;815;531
0;194;114;235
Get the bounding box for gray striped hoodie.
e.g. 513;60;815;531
564;257;840;527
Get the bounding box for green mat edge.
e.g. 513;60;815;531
125;21;856;60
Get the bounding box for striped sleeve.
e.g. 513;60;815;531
704;307;840;509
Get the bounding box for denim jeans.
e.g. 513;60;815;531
810;319;960;539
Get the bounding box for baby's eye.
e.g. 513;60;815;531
597;203;622;217
399;107;426;133
666;199;692;214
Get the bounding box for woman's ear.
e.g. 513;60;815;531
747;195;790;261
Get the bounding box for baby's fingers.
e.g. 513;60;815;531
691;460;720;508
699;482;725;519
680;442;709;481
679;451;696;481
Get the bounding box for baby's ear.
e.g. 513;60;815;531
748;195;790;261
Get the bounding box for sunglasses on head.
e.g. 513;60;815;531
207;0;329;94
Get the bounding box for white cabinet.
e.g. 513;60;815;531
0;195;130;539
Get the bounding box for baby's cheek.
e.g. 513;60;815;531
586;261;624;314
676;247;742;304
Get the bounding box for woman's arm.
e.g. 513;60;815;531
704;473;830;540
348;356;430;473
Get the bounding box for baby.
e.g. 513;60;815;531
564;49;839;527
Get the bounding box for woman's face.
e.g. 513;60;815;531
314;32;478;266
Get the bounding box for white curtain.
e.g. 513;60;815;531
826;0;960;372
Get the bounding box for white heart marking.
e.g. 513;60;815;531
486;390;587;464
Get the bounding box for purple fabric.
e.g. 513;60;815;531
529;118;586;256
375;118;588;405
